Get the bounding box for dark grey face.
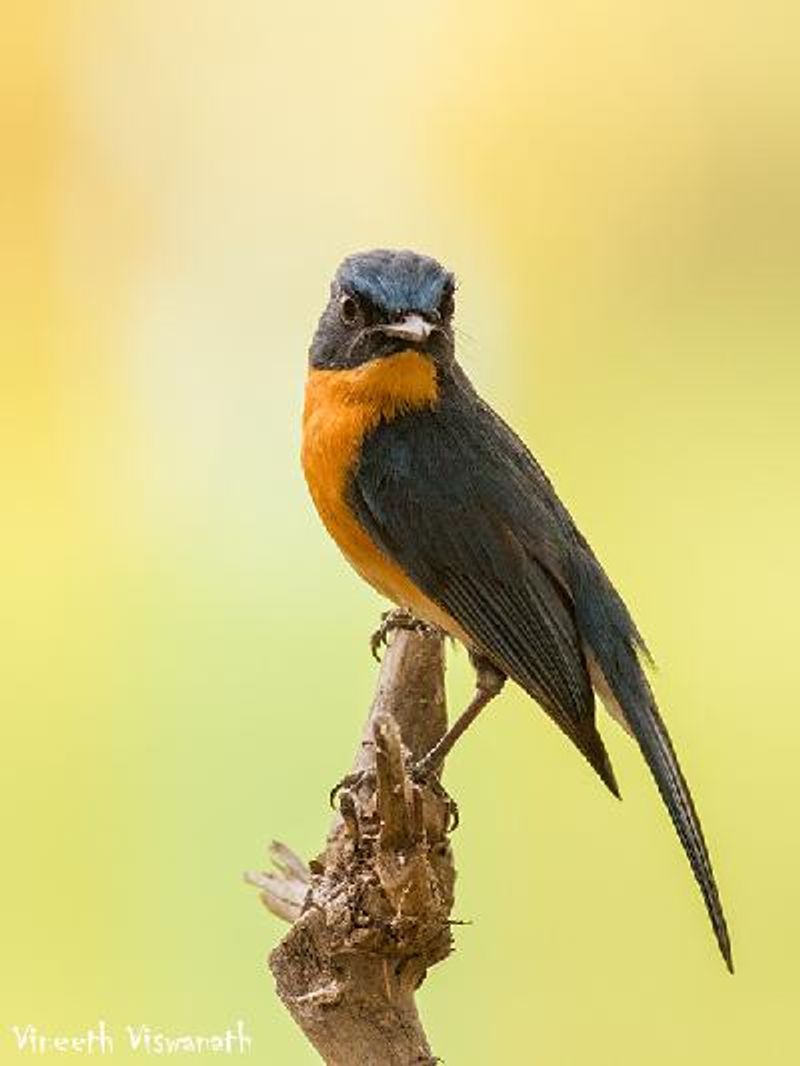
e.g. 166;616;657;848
309;248;456;370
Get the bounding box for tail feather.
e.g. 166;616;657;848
570;548;733;971
617;672;733;972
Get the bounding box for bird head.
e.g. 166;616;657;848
310;249;456;370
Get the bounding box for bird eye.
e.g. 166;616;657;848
439;287;455;321
339;295;359;326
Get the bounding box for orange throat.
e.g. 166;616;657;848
301;350;468;641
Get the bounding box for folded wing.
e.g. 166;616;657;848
348;368;731;968
348;382;618;795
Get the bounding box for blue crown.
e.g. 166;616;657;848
336;249;453;316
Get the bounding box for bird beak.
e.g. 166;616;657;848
381;313;433;345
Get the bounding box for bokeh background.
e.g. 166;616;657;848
2;2;799;1063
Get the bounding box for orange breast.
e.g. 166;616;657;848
301;351;470;642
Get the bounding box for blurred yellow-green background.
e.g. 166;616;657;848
2;3;799;1063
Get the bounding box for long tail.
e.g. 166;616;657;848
570;550;733;971
613;658;732;972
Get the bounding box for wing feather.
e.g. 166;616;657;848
348;364;730;968
348;389;618;793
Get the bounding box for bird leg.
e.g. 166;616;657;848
412;652;506;780
333;649;505;833
370;607;441;661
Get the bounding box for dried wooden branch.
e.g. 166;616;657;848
246;626;455;1065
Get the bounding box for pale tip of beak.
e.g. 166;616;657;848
382;313;433;344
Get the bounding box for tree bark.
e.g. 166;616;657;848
246;627;455;1065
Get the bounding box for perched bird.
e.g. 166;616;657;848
301;247;732;971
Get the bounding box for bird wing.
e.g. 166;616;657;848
349;367;732;969
347;377;619;795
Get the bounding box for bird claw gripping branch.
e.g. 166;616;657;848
370;608;441;661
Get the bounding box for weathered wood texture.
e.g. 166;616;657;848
247;628;455;1065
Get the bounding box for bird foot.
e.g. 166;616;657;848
370;608;440;661
330;758;458;833
409;757;460;832
329;768;376;809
